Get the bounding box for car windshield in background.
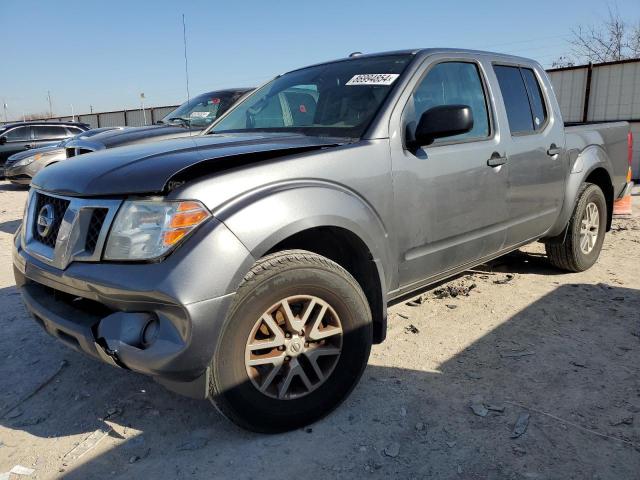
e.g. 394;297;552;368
211;54;413;138
163;92;239;128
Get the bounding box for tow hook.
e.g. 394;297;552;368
95;337;128;369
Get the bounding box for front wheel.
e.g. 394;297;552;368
209;250;372;432
546;182;607;272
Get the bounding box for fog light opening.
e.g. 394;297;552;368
142;319;160;347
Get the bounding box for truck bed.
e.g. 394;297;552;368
564;121;630;199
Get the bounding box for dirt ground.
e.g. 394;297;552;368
0;181;638;480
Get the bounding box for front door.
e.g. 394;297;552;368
0;126;32;164
390;57;509;290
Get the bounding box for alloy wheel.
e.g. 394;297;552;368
244;295;343;400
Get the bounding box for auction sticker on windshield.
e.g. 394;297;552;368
346;73;399;86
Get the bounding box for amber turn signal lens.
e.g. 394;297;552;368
177;201;203;212
162;227;190;247
169;209;209;228
162;201;211;247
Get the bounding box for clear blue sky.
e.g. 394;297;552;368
1;0;639;120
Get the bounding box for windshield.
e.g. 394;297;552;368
210;54;413;138
163;91;244;128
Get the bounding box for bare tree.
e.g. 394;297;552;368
568;7;640;63
631;22;640;57
551;56;575;68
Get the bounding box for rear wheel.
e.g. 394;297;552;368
209;249;372;432
546;183;607;272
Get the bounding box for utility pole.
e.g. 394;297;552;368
47;90;53;118
182;13;192;134
90;105;93;114
71;104;75;122
140;92;147;125
2;101;7;123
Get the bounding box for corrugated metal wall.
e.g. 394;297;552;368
547;68;587;123
548;59;640;179
152;106;178;123
2;105;179;129
125;109;149;127
98;111;126;127
587;62;640;121
78;114;99;129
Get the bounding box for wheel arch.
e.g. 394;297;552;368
545;145;614;237
584;167;614;231
217;184;392;344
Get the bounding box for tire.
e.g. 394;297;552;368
546;182;607;272
209;249;372;432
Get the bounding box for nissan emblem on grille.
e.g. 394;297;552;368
36;204;55;238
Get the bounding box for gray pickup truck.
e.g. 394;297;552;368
13;49;632;433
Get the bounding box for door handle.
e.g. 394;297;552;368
487;152;507;167
24;144;32;149
547;144;561;156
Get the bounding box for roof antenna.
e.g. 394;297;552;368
182;14;192;134
349;51;363;57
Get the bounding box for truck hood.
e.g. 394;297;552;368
64;123;197;150
32;133;343;197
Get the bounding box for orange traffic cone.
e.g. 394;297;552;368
614;131;634;216
613;186;632;216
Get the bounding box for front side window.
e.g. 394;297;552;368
211;54;413;138
163;91;245;128
33;125;68;140
4;126;30;142
494;65;548;134
407;61;490;143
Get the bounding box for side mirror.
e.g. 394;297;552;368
409;104;473;149
0;136;6;145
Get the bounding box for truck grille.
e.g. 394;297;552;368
85;208;108;254
32;193;70;248
66;147;94;158
24;191;121;269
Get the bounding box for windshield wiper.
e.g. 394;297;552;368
167;117;192;127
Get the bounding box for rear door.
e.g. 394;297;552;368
32;125;69;148
389;54;509;289
0;126;32;163
491;64;565;246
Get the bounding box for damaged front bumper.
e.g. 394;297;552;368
12;218;254;399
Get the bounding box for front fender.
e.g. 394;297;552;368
212;180;393;296
546;145;613;237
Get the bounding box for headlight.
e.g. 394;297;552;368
104;200;211;261
14;153;40;167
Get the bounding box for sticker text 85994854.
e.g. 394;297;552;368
346;74;400;86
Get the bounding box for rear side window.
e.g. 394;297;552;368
33;125;68;140
494;66;533;134
409;61;490;143
521;68;547;130
494;65;548;134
